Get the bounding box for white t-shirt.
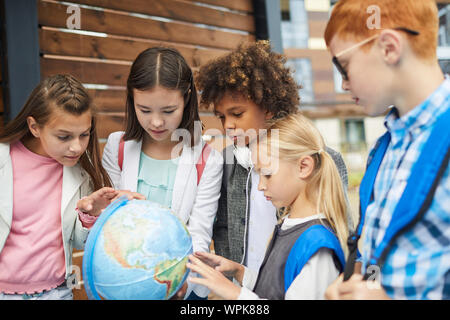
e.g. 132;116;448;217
245;169;277;271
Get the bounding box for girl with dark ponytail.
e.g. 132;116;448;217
102;47;223;299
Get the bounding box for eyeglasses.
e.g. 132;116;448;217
332;27;420;81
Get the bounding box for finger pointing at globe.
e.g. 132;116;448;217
187;254;241;300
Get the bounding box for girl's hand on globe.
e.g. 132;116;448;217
187;254;241;300
192;252;245;284
112;190;146;201
77;187;118;216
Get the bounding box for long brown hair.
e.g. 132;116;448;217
124;47;202;146
0;74;112;191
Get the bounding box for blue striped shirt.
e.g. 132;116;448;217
361;78;450;300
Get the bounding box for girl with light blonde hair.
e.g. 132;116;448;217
187;112;349;300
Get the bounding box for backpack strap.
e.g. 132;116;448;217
284;225;346;292
118;134;125;171
344;107;450;281
343;132;391;280
196;143;212;185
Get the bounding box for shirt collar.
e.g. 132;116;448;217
384;76;450;142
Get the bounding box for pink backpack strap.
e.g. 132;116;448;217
196;143;212;185
118;134;125;171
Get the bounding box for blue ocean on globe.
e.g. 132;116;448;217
82;197;193;300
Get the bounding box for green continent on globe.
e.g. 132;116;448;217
154;256;188;299
103;212;154;269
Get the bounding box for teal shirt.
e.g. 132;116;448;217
137;151;179;208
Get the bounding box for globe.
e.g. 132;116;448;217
82;196;193;300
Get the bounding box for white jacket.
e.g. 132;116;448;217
0;142;92;280
102;132;223;297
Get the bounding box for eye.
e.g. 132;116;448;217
139;108;151;114
80;132;90;138
260;169;272;178
215;114;225;120
58;136;70;141
232;112;243;118
163;110;175;114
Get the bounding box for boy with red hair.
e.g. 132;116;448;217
324;0;449;300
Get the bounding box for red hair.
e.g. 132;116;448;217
324;0;439;61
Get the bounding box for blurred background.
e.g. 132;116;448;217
0;0;449;299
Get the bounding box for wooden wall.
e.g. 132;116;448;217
38;0;255;151
37;0;255;299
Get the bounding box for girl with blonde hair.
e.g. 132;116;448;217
187;112;349;300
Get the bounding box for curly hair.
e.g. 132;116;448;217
195;40;300;119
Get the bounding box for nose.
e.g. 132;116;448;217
341;78;350;91
69;138;83;154
151;115;164;129
222;116;235;131
257;176;266;192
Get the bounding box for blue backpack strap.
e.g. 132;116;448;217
284;225;346;293
343;132;391;280
367;107;450;271
358;132;391;233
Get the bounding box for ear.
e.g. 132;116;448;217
377;30;403;65
297;155;315;179
27;116;41;138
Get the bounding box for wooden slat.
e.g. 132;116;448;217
38;1;254;51
73;284;88;300
39;28;229;67
184;0;253;13
96;112;125;139
41;57;130;86
89;89;126;113
68;0;255;33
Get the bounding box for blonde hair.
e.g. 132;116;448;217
262;112;349;256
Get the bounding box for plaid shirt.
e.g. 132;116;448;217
361;78;450;300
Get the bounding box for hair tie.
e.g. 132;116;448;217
317;149;324;155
